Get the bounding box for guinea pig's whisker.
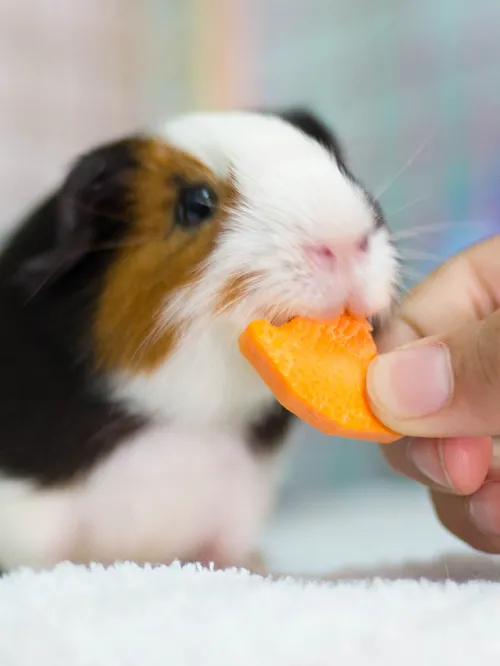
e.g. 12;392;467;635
397;284;414;298
390;222;456;242
375;135;432;201
386;193;431;217
397;249;443;263
398;266;427;283
395;252;426;272
392;275;411;297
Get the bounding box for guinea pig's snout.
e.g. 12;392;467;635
303;234;369;272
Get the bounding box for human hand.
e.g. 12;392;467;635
367;235;500;553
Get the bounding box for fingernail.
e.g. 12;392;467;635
408;438;453;488
469;483;500;536
368;343;453;419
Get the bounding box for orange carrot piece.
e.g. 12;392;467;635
238;314;401;444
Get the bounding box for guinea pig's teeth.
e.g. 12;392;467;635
270;314;297;327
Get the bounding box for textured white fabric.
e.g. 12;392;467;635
1;559;500;665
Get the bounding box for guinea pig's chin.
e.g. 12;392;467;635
266;290;392;327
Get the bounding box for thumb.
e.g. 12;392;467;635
367;309;500;438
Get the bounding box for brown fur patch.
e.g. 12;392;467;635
93;138;238;374
215;271;262;314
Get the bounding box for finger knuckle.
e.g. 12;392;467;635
431;492;500;555
474;318;500;392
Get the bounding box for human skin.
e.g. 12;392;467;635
367;235;500;553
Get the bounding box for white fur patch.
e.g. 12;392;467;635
0;425;276;571
112;316;273;425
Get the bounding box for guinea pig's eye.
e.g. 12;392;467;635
174;185;217;229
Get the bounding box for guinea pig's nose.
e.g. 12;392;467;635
304;235;369;271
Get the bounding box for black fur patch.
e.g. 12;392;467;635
0;138;148;485
248;403;296;454
13;137;143;297
275;106;347;167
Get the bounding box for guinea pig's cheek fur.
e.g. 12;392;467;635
373;233;399;295
213;271;265;317
91;138;238;376
358;240;398;315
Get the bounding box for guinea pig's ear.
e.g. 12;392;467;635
15;136;142;294
264;106;347;168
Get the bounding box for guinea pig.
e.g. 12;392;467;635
0;108;397;573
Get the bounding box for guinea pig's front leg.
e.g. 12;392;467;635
244;550;268;575
189;542;268;574
0;477;77;571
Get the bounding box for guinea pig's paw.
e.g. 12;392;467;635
245;550;268;575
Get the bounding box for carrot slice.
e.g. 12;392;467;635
238;314;401;444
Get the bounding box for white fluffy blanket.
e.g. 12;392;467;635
2;555;500;666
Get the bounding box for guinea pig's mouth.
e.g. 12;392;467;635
269;310;378;328
270;313;297;327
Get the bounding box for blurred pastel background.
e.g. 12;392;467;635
1;0;499;574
